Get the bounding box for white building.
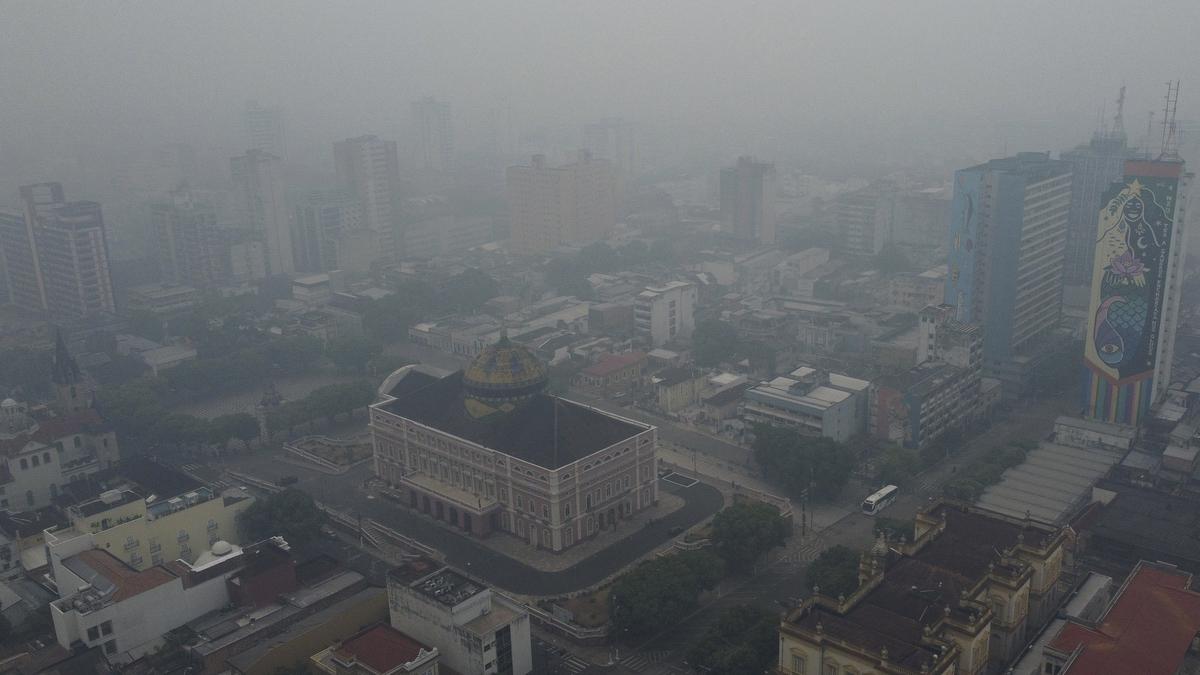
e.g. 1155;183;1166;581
634;281;696;348
50;538;283;662
334;135;401;258
412;97;454;174
741;367;870;443
506;152;615;256
0;400;119;511
387;558;531;675
231;149;292;276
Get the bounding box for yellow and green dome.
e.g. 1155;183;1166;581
462;335;548;419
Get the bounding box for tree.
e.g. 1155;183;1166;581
543;257;595;300
325;336;382;374
442;268;498;311
649;238;676;264
0;347;53;401
752;424;855;501
692;319;738;367
238;488;326;548
686;605;777;675
873;516;913;541
577;242;621;273
610;550;725;636
711;502;788;572
209;413;259;451
875;446;920;487
806;545;860;598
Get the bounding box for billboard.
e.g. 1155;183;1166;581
1083;160;1183;424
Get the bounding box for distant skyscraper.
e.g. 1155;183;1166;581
944;153;1072;388
412;97;454;173
230;149;292;276
0;183;116;319
292;191;369;274
149;186;225;287
584;119;635;208
506;152;615;256
243;101;286;159
333;135;401;258
719;157;777;245
1061;133;1137;286
1083;159;1190;425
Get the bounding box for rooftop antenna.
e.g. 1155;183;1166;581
1160;80;1181;160
1112;84;1126;139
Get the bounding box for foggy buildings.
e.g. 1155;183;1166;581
1083;159;1191;426
411;97;454;174
506;152;615;256
291;191;374;274
333;135;401;260
944;153;1072;392
1061;132;1137;286
635;280;696;347
243;100;286;159
230;149;293;276
835;182;952;262
149;186;224;288
584;118;635;208
0;183;115;320
719;156;777;245
835;182;893;257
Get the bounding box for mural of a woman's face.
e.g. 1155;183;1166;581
1122;197;1144;225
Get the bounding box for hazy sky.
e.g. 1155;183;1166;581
3;0;1200;187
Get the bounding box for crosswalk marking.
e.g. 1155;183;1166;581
562;655;590;673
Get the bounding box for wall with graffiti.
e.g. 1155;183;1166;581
1083;160;1183;425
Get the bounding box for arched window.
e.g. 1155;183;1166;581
25;491;34;506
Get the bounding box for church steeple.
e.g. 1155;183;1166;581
51;329;91;413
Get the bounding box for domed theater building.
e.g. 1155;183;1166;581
369;337;658;552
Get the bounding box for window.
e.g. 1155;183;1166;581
604;483;613;498
516;494;524;509
104;639;117;655
564;503;572;517
74;436;82;449
542;505;549;519
42;452;51;464
151;553;163;565
790;655;806;674
585;494;593;510
823;661;838;675
25;491;33;506
16;459;23;471
623;476;631;490
87;626;100;642
31;455;39;468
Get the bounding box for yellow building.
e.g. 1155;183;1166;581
778;501;1067;675
45;459;253;573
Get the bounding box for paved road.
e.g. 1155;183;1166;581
210;453;724;596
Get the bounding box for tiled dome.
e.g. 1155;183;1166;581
462;335;548;412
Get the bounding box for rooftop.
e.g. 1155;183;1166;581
378;371;648;469
59;549;176;609
332;623;434;672
411;567;487;607
976;442;1126;524
655;366;699;388
581;352;646;378
1050;562;1200;675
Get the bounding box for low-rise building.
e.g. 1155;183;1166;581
741;367;869;442
45;459;253;573
778;501;1068;675
387;557;531;675
654;367;706;414
888;265;946;311
575;352;646;394
634;281;695;347
311;622;440;675
1042;561;1200;675
125;283;200;315
50;537;291;664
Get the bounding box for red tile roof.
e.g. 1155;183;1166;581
76;549;177;602
0;408;108;455
581;352;646;378
1050;562;1200;675
335;623;432;673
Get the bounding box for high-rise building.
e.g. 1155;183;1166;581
291;191;370;274
411;97;454;173
149;186;225;287
719;156;777;245
506;152;615;256
333;135;400;258
836;182;953;263
944;153;1072;389
1061;133;1137;286
243;100;286;159
1083;159;1191;425
230;149;292;276
834;182;894;257
584;118;635;209
0;183;115;319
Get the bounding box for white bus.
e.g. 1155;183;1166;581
861;485;899;515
